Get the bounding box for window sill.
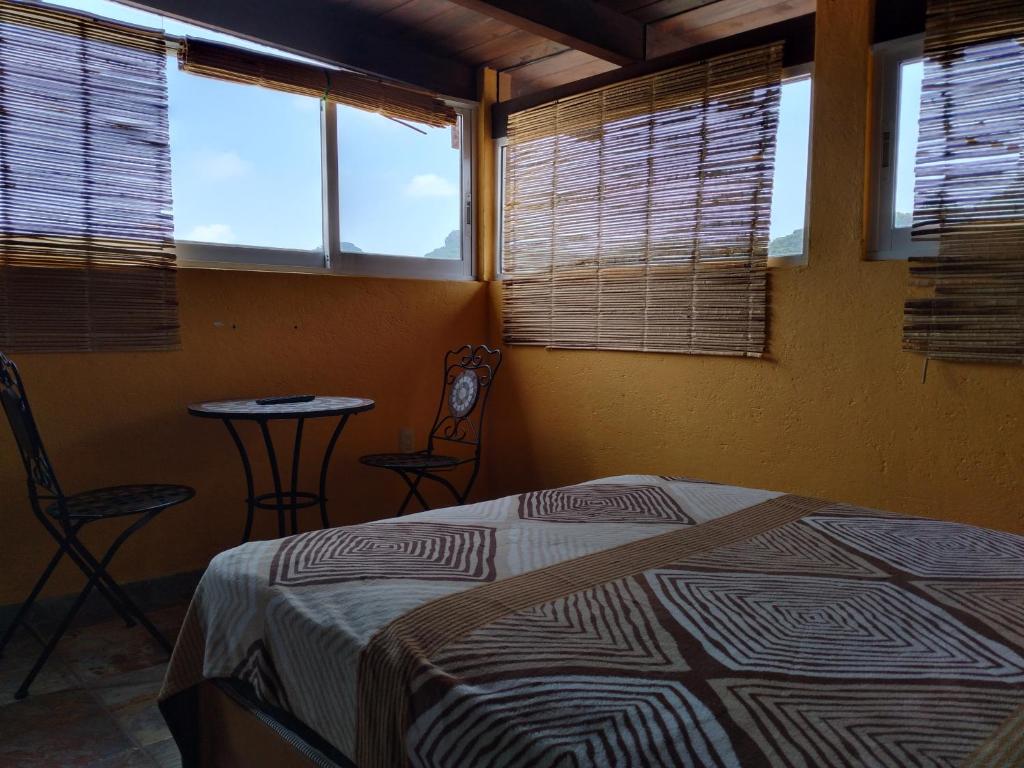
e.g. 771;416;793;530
178;259;477;282
767;253;807;268
176;241;475;281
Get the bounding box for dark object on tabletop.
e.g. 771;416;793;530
361;344;502;516
188;395;375;542
0;352;195;700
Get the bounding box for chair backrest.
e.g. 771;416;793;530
0;353;62;502
427;344;502;457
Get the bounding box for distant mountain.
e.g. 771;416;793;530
768;228;804;257
424;229;460;259
340;242;363;253
895;211;913;228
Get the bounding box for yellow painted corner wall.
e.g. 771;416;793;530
0;269;488;605
483;0;1024;536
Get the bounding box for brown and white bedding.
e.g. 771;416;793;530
160;476;1024;767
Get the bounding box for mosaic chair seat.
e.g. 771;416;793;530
360;344;501;516
0;352;195;699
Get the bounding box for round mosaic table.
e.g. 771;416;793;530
189;396;375;542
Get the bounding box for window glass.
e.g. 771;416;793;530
336;107;462;259
767;75;812;258
893;59;923;228
168;70;324;251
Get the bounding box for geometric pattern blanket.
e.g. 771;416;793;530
159;476;1024;767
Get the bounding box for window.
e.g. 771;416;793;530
767;69;813;262
495;67;813;272
43;0;474;280
334;107;472;278
868;35;936;260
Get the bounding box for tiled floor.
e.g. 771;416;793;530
0;604;187;768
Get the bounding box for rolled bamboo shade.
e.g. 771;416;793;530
179;38;457;128
502;44;783;357
0;0;178;353
904;0;1024;363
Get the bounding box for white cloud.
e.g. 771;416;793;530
188;223;235;243
403;173;458;198
193;150;249;181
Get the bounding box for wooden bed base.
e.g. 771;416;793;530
194;681;351;768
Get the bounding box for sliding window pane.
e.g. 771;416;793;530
767;75;812;258
169;69;324;252
336;106;462;259
893;59;923;229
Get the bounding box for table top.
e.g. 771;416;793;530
188;396;375;421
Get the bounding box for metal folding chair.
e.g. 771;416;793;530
0;352;194;699
360;344;501;515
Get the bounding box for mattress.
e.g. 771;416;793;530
160;475;1024;767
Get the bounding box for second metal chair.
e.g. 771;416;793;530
360;344;501;515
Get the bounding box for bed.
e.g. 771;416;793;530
159;475;1024;767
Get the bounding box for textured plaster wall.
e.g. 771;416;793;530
483;0;1024;536
0;269;487;604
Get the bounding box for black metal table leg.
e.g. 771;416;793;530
318;414;350;529
258;419;286;538
289;418;305;535
223;419;256;544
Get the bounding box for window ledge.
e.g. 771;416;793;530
177;258;477;282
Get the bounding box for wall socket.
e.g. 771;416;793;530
399;427;415;453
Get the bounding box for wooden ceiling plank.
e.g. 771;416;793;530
124;0;477;99
476;34;572;70
647;0;815;57
495;12;814;132
443;0;645;65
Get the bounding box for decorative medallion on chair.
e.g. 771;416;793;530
518;484;694;524
269;522;497;585
448;370;479;418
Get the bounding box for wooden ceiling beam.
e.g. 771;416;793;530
443;0;646;65
646;0;815;58
122;0;477;100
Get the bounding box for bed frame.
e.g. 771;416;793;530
192;680;353;768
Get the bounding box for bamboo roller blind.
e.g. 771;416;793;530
0;1;178;353
904;0;1024;363
502;44;783;357
179;39;457;128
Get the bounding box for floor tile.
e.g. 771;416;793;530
90;665;171;747
55;620;171;683
91;747;159;767
0;688;134;767
0;632;79;705
145;738;182;768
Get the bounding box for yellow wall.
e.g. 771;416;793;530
4;0;1023;607
483;0;1024;536
0;269;487;605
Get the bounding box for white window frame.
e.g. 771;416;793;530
176;84;476;281
494;65;813;276
868;35;936;261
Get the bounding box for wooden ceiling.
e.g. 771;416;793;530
133;0;814;102
332;0;815;99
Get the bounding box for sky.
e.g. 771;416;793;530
47;0;826;254
894;59;923;219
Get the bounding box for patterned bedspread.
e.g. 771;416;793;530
160;476;1024;767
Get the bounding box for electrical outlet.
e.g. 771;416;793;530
399;427;415;453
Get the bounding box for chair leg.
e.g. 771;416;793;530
15;513;161;699
34;516;138;629
422;472;466;506
0;546;64;659
65;535;171;654
396;471;430;516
